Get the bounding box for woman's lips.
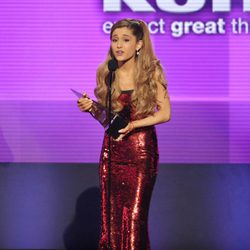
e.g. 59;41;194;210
116;51;124;56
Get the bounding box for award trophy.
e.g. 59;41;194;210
71;88;129;139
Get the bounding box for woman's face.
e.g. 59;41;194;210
111;27;141;62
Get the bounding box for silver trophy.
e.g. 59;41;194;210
71;89;129;139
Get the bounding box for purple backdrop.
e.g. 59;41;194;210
0;1;249;163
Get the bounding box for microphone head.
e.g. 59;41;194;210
108;59;118;72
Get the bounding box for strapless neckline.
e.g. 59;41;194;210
121;89;134;93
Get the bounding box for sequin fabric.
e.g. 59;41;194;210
98;90;159;250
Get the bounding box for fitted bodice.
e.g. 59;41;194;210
118;90;134;122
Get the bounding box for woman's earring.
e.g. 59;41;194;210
136;49;140;56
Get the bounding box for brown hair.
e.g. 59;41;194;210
94;18;168;119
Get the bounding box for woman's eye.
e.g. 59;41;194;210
112;39;129;42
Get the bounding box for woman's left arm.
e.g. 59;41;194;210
116;74;171;141
133;79;171;129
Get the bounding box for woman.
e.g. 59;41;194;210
78;18;171;250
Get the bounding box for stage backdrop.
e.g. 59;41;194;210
0;0;249;163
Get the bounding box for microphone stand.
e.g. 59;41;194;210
107;70;112;250
107;59;117;249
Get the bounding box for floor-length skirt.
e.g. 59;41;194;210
98;125;159;250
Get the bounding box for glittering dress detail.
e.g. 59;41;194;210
98;90;159;250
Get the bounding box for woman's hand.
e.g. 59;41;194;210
114;122;135;141
77;93;93;112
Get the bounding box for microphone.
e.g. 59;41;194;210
108;58;118;72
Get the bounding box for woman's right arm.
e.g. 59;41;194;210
77;93;93;112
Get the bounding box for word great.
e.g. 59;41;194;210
104;0;250;12
171;18;226;37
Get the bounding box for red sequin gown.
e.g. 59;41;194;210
98;90;159;250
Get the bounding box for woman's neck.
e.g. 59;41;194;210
117;56;136;75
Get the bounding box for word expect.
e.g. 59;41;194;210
104;0;250;12
103;19;166;34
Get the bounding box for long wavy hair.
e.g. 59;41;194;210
94;18;168;119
